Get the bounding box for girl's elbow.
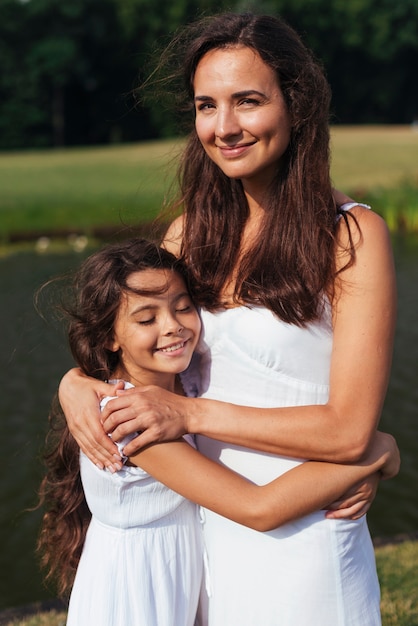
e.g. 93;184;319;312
245;501;284;532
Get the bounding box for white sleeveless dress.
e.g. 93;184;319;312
66;392;203;626
182;300;381;626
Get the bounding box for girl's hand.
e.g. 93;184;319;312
58;368;125;471
325;432;400;520
101;385;190;456
325;474;380;520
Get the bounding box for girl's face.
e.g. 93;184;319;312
109;269;201;390
194;46;291;193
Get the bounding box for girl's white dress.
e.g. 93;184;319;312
66;393;203;626
182;301;381;626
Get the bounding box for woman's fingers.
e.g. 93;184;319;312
101;386;188;451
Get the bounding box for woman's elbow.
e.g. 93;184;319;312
330;429;374;463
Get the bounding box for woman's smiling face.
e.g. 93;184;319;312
194;45;292;192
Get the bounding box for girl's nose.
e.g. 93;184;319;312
163;315;184;335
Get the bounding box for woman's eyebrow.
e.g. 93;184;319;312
194;89;266;102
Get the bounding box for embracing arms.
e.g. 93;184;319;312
100;207;396;462
126;430;398;532
59;206;396;469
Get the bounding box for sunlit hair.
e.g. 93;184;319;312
37;238;188;596
152;12;355;323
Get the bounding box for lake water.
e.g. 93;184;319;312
0;240;417;611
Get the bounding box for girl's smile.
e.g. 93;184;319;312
109;269;201;390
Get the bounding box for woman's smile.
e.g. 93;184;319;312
194;46;291;192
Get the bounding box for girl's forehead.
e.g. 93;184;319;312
125;268;186;295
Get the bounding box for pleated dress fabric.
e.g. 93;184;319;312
66;427;203;626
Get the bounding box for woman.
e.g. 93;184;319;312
59;13;397;625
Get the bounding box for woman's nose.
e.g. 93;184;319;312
215;107;241;139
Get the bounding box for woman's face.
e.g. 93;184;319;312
194;46;291;191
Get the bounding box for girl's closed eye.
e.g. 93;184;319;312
138;317;155;325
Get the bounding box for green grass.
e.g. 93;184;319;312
2;540;417;626
330;125;418;191
0;126;417;243
0;140;181;238
377;540;418;626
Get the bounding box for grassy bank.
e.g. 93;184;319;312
2;539;417;626
0;126;417;244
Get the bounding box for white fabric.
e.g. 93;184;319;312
181;302;381;626
66;390;203;626
339;202;371;212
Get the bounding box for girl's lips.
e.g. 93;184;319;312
156;339;188;354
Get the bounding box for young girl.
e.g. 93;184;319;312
38;238;398;626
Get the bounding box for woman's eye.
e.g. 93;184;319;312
240;98;260;106
197;102;215;112
176;305;192;313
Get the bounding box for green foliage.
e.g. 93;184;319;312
262;0;418;123
0;0;417;148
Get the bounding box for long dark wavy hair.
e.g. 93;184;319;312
37;238;188;596
151;12;354;323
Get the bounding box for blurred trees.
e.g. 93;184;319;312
0;0;417;149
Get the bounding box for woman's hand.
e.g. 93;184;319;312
101;385;191;456
58;368;125;471
325;431;400;520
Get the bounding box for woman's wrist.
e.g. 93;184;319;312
182;396;202;435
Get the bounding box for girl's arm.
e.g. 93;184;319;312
104;207;396;464
127;430;399;531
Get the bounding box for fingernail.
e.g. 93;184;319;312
96;462;104;470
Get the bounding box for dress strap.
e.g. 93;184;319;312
339;202;371;212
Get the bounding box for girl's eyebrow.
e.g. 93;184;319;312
129;304;157;316
129;291;191;316
194;89;266;103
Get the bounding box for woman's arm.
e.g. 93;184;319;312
128;430;399;531
58;369;124;470
104;207;396;464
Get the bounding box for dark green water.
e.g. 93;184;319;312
0;242;417;611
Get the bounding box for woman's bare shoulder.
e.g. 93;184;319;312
335;205;392;272
162;215;184;256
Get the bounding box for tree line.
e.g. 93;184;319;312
1;0;417;149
